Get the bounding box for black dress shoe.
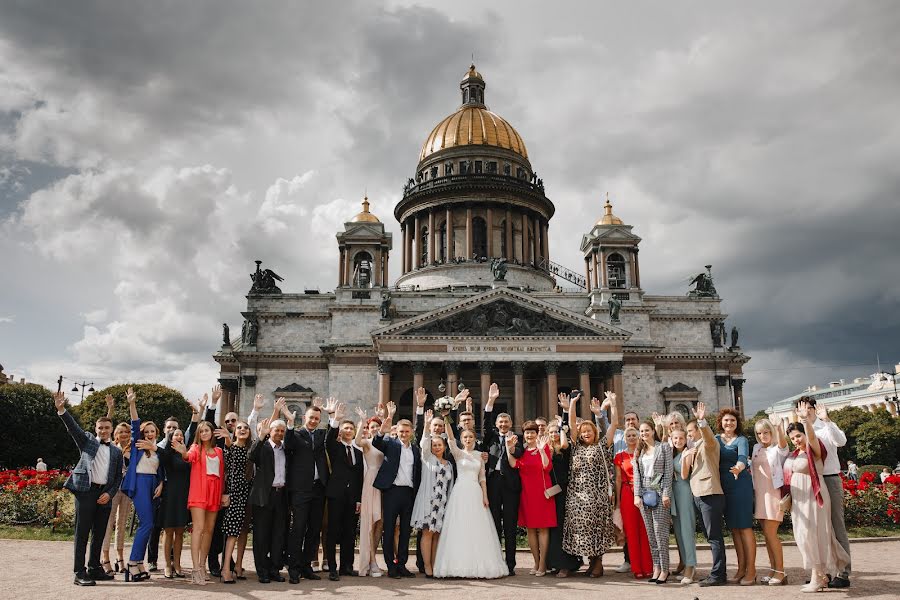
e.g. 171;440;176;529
388;569;401;579
289;575;300;584
699;577;725;587
87;569;114;581
339;569;358;577
508;567;516;576
329;571;340;581
74;574;96;586
302;570;321;581
209;569;222;578
258;576;271;584
270;573;286;582
398;566;415;577
828;576;850;589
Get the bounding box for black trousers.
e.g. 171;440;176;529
487;471;519;569
288;482;325;575
381;485;415;570
72;485;113;575
252;488;287;577
326;495;359;573
207;509;228;572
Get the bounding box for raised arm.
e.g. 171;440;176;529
815;404;847;447
568;392;579;444
601;392;616;447
692;402;717;450
379;401;396;436
481;383;500;444
354;407;370;451
105;394;115;419
505;434;519;468
54;392;91;449
247;393;264;441
798;400;823;460
127;387;139;421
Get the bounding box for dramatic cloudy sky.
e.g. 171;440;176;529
1;1;898;413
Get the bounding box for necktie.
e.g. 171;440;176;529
346;445;353;466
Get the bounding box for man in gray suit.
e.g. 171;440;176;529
55;391;124;586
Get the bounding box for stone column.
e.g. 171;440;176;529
383;250;390;286
629;250;637;289
600;249;607;288
633;247;641;288
465;205;473;259
403;220;410;273
584;257;592;293
413;213;421;269
338;248;345;286
428;209;435;265
445;361;460;397
521;211;529;263
578;362;593;420
592;249;600;289
378;360;392;406
533;214;541;265
412;361;426;394
512;361;526;428
505;206;513;259
545;362;559;421
446;206;454;261
374;248;382;287
609;361;624;417
219;378;239;417
542;221;550;263
486;207;494;258
344;249;352;287
732;378;746;419
479;361;492;418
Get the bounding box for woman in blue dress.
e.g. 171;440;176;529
716;408;755;585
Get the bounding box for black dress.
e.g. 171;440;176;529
547;445;581;572
158;444;191;528
223;444;253;537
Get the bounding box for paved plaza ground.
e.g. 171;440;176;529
4;538;898;599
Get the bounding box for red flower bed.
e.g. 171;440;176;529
0;468;69;491
841;473;900;526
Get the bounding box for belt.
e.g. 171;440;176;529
90;483;105;489
823;474;840;478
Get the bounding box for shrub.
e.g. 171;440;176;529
0;469;75;528
842;472;900;527
74;383;192;432
0;383;78;470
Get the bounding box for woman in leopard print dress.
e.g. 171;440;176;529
563;396;616;577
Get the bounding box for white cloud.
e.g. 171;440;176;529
0;316;14;323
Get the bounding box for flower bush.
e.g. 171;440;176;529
842;472;900;527
0;469;74;529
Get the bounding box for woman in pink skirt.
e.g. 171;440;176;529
751;418;789;585
354;408;385;577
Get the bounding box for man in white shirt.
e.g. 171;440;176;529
801;397;851;588
248;418;288;583
36;458;47;472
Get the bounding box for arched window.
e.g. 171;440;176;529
420;226;429;266
473;217;487;259
499;219;507;258
675;403;691;422
352;251;373;288
607;252;626;288
438;221;447;262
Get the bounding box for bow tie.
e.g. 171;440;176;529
100;441;111;446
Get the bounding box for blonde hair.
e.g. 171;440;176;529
576;419;600;446
666;412;687;431
754;417;776;446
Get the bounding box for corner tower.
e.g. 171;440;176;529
336;197;392;288
394;65;556;291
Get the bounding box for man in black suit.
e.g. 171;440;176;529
248;416;289;583
372;401;421;578
281;397;329;583
55;391;124;586
323;402;364;581
482;383;524;576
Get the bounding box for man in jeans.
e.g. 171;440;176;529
801;396;851;588
683;402;726;587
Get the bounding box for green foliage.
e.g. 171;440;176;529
855;418;900;467
0;485;74;528
0;383;78;469
860;465;890;475
829;405;876;464
74;383;192;433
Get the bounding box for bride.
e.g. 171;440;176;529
433;415;508;579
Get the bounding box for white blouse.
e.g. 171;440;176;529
640;452;655;479
206;454;221;477
136;451;159;475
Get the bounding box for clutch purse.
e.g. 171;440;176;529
779;493;792;512
544;484;562;499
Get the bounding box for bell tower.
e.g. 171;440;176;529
581;194;644;309
336;197;392;288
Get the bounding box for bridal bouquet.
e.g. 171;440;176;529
434;396;455;413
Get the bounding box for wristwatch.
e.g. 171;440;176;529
697;418;708;428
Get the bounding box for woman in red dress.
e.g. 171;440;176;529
172;419;225;585
508;421;557;576
614;426;653;579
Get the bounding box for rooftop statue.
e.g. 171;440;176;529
250;260;283;295
490;257;508;281
608;295;622;324
688;265;718;298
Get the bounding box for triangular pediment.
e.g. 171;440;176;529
374;288;629;339
580;226;641;250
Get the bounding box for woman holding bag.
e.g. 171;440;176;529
633;421;673;584
545;419;580;577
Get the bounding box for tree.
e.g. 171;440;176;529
74;383;192;434
855;418;900;468
0;382;78;469
829;405;893;464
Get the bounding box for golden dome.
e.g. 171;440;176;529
597;196;624;226
419;105;528;163
463;63;483;81
350;197;380;223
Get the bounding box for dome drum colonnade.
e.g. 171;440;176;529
395;65;556;291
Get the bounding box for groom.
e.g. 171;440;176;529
482;384;524;576
373;403;421;578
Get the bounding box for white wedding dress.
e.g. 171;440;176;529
433;444;508;579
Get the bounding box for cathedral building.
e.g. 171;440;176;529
214;65;749;425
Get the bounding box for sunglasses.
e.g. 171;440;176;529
225;419;237;424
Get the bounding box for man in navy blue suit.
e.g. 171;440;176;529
372;401;421;578
55;391;124;586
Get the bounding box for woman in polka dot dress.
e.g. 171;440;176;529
221;420;254;583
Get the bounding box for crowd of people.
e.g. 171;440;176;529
57;382;853;592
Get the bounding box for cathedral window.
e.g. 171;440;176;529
503;163;511;176
445;162;453;176
607;252;627;289
516;167;525;179
474;160;482;174
499;219;507;258
487;161;497;174
430;166;438;179
352;251;373;288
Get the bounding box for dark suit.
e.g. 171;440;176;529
248;436;288;578
283;425;328;576
58;409;124;577
324;424;363;573
482;408;523;570
372;434;421;572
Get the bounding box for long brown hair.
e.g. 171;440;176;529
195;421;217;452
139;421;158;457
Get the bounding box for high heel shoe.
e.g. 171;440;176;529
164;566;173;579
767;570;787;586
114;559;123;573
125;562;145;582
191;570;206;585
680;566;695;584
728;571;746;584
801;575;827;593
740;576;756;586
101;560;114;577
656;572;670;585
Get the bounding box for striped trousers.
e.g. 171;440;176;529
638;480;672;572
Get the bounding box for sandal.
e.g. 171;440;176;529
101;560;114;576
767;570;787;586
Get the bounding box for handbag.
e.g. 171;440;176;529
544;448;562;499
779;492;792;513
641;472;663;508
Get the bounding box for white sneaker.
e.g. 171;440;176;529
311;561;321;573
615;562;631;573
369;563;382;577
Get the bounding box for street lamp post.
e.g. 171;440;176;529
70;381;95;403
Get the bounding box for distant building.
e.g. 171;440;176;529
766;365;900;428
